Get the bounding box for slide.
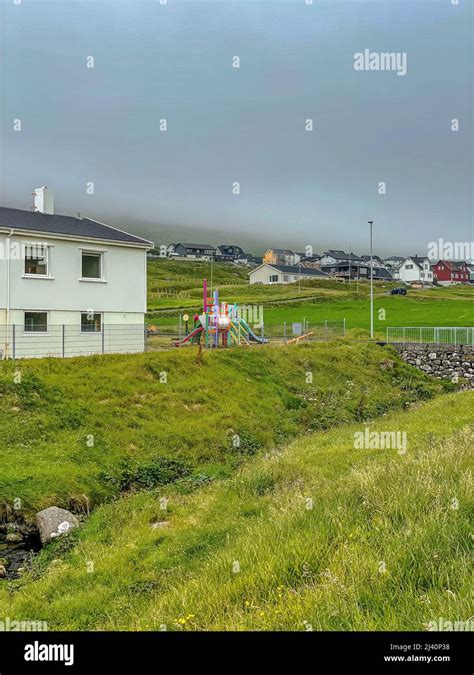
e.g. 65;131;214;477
239;318;268;344
174;325;203;347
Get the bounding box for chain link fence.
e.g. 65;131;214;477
0;324;146;360
146;320;346;350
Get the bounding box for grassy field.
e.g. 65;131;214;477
0;343;445;516
1;389;471;630
146;259;474;333
1;265;471;631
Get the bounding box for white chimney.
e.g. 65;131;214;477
33;186;54;215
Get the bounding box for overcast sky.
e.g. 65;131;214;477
0;0;472;256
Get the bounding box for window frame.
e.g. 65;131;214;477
23;243;52;278
80;312;103;334
80;249;106;282
23;311;49;334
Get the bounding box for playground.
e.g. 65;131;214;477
173;279;268;348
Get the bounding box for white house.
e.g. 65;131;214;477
395;256;434;285
0;187;153;359
249;263;328;285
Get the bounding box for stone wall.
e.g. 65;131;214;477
390;344;474;387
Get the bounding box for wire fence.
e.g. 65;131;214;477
0;324;146;360
386;326;474;347
0;320;347;359
146;320;346;349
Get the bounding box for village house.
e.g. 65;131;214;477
167;242;216;260
249;263;328;285
0;187;152;359
394;256;434;285
263;248;297;266
214;244;247;263
431;260;471;285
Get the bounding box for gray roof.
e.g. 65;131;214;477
264;264;328;277
172;242;216;250
410;255;430;269
0;207;152;246
324;250;363;261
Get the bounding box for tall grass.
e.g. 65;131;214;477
1;391;471;630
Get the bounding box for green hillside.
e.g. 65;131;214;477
0;342;444;515
1;388;471;631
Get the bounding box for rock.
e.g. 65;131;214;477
0;564;6;578
150;521;169;530
5;532;23;543
36;507;80;546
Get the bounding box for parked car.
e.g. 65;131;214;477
390;287;407;296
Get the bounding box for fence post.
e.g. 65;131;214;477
62;325;65;358
419;327;422;345
12;325;15;362
283;321;287;343
102;323;105;355
324;320;327;340
386;327;388;343
343;318;346;337
179;314;182;340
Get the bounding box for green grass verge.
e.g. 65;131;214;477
0;343;446;516
1;390;471;630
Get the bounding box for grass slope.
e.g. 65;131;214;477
0;343;445;515
1;390;471;630
147;259;474;332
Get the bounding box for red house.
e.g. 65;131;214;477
432;260;470;285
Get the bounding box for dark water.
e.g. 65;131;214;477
0;529;42;579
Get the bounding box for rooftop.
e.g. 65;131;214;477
0;207;152;246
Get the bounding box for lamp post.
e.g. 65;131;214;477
368;220;374;338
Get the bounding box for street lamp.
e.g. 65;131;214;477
368;220;374;338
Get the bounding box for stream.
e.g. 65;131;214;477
0;527;42;579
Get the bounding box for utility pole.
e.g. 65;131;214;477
348;242;351;285
368;220;374;338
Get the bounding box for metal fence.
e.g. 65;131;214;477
386;326;474;346
146;320;346;349
0;324;146;360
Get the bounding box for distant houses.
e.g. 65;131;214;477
249;264;328;285
263;248;298;266
318;250;393;281
167;243;216;260
156;239;473;288
394;256;434;285
432;260;471;285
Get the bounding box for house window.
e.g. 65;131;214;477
82;251;103;280
81;313;102;333
283;275;289;282
269;274;279;283
24;311;48;332
24;244;48;276
405;264;413;270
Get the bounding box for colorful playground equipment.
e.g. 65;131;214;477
174;279;267;348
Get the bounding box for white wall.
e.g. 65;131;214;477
0;232;147;318
250;265;313;285
398;258;433;283
0;232;148;358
